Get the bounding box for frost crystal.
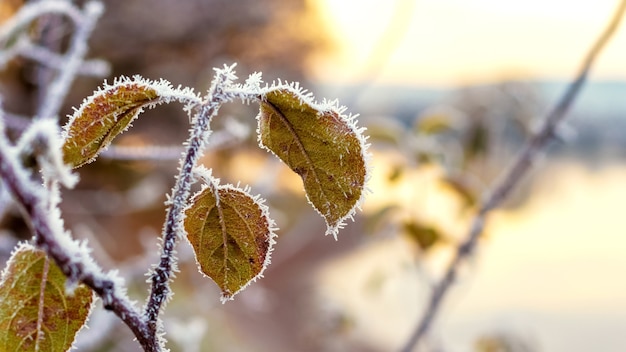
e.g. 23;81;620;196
256;82;371;240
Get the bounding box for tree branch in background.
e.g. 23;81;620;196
401;1;626;351
35;1;103;121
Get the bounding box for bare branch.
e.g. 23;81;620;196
36;1;104;120
20;41;110;77
400;1;626;351
100;145;186;161
0;0;83;44
99;122;249;162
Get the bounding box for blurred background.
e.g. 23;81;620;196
1;0;626;351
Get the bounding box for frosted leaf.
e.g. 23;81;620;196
62;76;200;168
257;86;370;239
0;243;93;352
184;177;276;303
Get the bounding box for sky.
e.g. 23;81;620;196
312;0;626;87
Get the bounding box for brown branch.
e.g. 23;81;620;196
400;1;626;351
143;69;231;340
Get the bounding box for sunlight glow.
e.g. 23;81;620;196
313;0;626;86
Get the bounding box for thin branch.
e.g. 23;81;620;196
99;120;249;162
21;41;110;77
143;68;234;343
100;145;186;161
2;111;31;131
0;0;83;44
36;1;104;120
400;1;626;351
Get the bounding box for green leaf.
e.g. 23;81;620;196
0;244;93;352
257;87;368;239
184;182;275;303
62;80;160;168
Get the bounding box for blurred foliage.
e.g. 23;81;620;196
475;332;537;352
402;220;441;251
364;81;543;255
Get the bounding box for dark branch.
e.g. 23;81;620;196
143;72;229;340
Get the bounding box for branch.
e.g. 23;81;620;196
0;0;83;44
400;1;626;351
100;145;186;161
143;66;236;343
0;122;160;352
36;1;104;120
19;40;110;77
99;122;250;162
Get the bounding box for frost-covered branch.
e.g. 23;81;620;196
0;120;159;352
100;145;186;161
19;40;110;77
0;0;83;43
0;1;105;118
401;1;626;351
36;1;104;120
144;64;243;342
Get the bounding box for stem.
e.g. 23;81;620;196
144;71;231;341
400;1;626;350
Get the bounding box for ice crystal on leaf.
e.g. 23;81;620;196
0;243;93;352
256;84;370;239
62;76;200;168
183;168;277;303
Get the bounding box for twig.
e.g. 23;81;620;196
100;145;186;161
98;123;249;162
0;1;83;43
36;1;104;120
400;1;626;351
21;41;110;77
143;67;232;343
